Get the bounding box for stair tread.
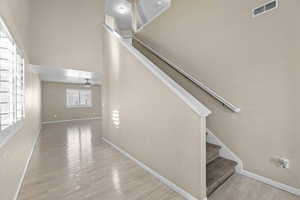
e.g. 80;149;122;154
207;157;237;196
206;143;221;165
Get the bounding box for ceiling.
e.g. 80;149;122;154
136;0;171;30
31;65;102;85
105;0;132;33
105;0;171;35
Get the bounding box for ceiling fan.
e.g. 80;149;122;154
84;79;92;88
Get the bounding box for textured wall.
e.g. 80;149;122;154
29;0;104;73
42;82;101;122
0;1;41;199
102;29;207;199
136;0;300;189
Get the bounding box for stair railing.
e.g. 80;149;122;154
133;37;241;113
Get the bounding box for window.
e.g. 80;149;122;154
66;89;92;108
0;18;25;132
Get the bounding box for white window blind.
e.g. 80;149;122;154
66;89;92;108
0;18;25;131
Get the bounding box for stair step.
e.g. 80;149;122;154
206;157;237;196
206;143;221;164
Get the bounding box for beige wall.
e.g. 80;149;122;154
0;0;42;200
136;0;300;189
103;29;207;199
29;0;104;73
0;0;31;51
42;82;101;122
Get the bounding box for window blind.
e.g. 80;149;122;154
0;19;25;131
66;89;92;108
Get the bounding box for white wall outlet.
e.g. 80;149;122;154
54;114;57;118
279;158;289;169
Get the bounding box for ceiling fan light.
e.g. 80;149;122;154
84;79;92;88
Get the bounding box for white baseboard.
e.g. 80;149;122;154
206;128;300;196
241;170;300;196
206;128;243;173
102;137;206;200
13;127;41;200
42;117;101;124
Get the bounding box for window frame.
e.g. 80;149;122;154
66;88;92;108
0;16;25;147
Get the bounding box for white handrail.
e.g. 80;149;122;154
133;37;241;113
103;24;212;117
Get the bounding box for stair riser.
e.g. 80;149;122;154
206;143;237;196
207;169;235;196
206;143;221;165
207;152;219;165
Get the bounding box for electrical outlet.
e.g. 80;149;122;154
54;114;57;118
279;158;289;169
270;157;290;169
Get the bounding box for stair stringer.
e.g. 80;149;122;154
206;128;243;173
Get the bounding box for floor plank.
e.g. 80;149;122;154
18;120;183;200
18;120;300;200
210;174;300;200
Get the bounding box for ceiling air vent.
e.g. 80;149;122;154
253;0;278;17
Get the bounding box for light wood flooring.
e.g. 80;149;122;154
18;120;300;200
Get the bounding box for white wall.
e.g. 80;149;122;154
29;0;104;73
136;0;300;189
0;0;42;199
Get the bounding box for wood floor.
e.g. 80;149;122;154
18;120;300;200
210;174;300;200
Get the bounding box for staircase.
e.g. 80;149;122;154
131;38;238;197
105;1;239;198
206;143;237;196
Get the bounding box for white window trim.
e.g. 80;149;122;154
66;89;92;108
0;16;25;147
66;105;93;108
